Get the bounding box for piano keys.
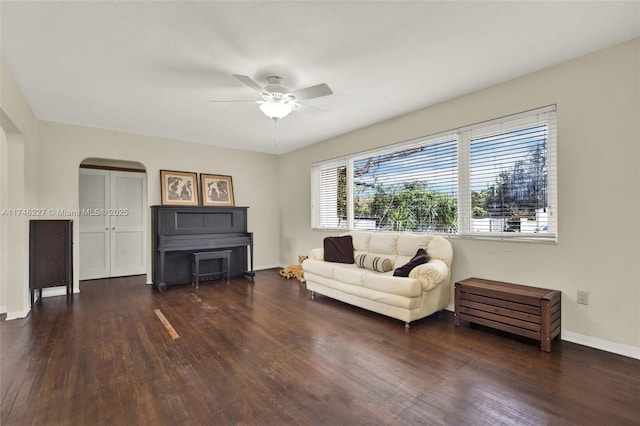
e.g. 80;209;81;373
151;205;254;292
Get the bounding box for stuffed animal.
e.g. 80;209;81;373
279;255;308;282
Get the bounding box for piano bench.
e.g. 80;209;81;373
192;250;232;288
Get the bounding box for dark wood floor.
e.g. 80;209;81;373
1;270;639;425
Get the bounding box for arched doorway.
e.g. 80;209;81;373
78;159;147;280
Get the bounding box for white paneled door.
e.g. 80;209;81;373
79;169;110;279
79;168;147;280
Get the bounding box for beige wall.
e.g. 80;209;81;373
279;39;640;356
0;59;39;319
36;121;282;292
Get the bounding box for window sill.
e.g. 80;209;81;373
453;233;557;244
313;228;557;244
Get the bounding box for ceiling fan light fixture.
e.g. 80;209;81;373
218;74;333;121
259;101;294;121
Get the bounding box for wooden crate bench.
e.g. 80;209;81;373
454;277;561;352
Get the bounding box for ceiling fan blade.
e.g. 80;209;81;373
291;83;333;100
208;100;257;103
297;102;329;112
232;74;265;93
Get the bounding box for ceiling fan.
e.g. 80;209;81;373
210;74;333;121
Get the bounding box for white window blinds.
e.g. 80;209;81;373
461;107;557;238
352;137;458;232
311;105;557;241
311;160;348;229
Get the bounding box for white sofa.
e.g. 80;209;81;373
302;231;453;327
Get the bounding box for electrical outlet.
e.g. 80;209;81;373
577;290;589;305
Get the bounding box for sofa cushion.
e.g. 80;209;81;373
359;286;421;309
397;233;431;256
355;253;393;273
369;233;399;255
332;264;364;286
362;273;422;298
324;235;354;264
302;258;336;278
348;231;371;252
393;248;429;277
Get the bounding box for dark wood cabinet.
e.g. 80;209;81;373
29;220;73;306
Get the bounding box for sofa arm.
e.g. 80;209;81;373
308;248;324;261
409;259;449;291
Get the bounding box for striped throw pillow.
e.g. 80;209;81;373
355;253;393;273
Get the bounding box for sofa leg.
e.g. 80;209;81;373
405;322;410;329
311;291;315;300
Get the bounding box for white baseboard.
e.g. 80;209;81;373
562;331;640;360
444;305;639;360
41;287;77;297
255;263;283;270
5;307;30;320
4;287;79;320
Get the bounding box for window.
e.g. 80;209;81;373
311;160;347;229
311;106;557;241
352;137;458;232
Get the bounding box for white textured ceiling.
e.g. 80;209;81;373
1;1;639;154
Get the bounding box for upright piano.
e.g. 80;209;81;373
151;205;254;292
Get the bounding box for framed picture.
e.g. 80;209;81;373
200;174;235;206
160;170;199;206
